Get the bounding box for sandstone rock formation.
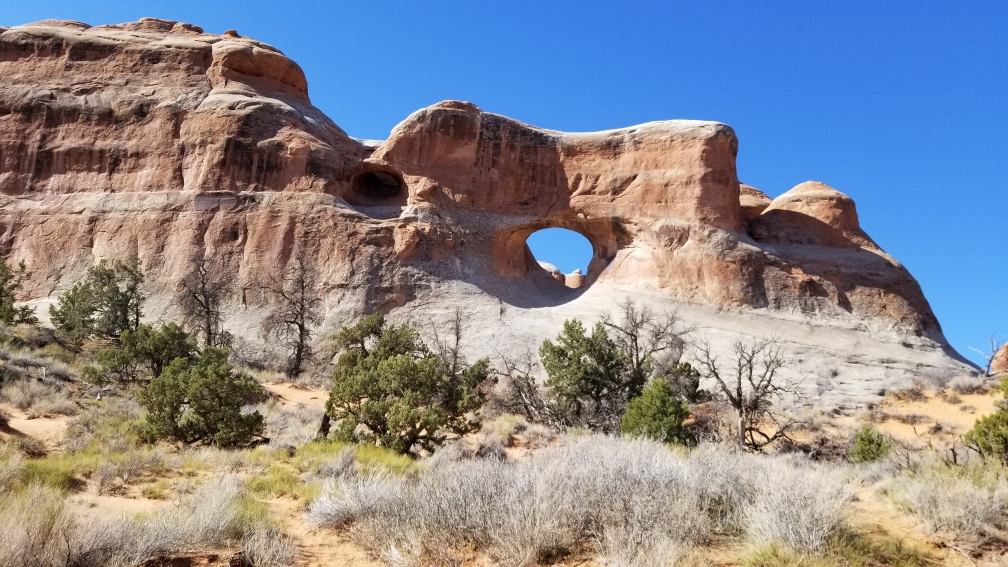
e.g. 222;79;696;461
0;18;976;406
993;343;1008;375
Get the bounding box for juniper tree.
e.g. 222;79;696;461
324;314;490;454
0;257;37;327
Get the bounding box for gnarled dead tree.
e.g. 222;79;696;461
260;247;322;377
601;299;691;398
968;335;1006;376
494;346;562;428
696;337;801;450
176;254;233;349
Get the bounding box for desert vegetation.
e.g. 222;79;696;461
0;255;1005;566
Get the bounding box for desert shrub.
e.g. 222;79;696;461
308;436;851;563
64;398;145;454
86;323;196;383
0;258;37;327
0;443;22;492
540;319;631;432
899;467;1008;539
0;475;296;567
848;425;890;464
949;375;989;395
744;456;851;552
243;523;299;567
620;378;692;445
14;436;47;458
967;411;1008;461
595;527;684;567
965;377;1008;462
311;446;358;480
49;256;144;343
0;484;76;567
0;378;78;417
86;449;168;495
256;400;323;448
16;458;78;492
326;314;490;455
139;347;264;447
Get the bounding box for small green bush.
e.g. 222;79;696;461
848;425;890;464
620;378;692;445
138;348;264;447
965;377;1008;462
966;409;1008;462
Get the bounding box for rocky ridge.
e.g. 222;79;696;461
0;18;976;406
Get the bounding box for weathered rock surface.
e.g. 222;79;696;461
0;19;976;406
993;343;1008;375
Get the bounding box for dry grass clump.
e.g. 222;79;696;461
63;398;144;453
312;446;358;480
0;443;22;491
947;375;990;395
0;329;76;382
898;466;1008;541
744;456;851;551
308;436;851;565
740;529;934;567
0;378;78;417
256;400;324;448
242;523;299;567
88;449;168;495
0;476;298;567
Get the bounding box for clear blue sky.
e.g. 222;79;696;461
4;1;1005;364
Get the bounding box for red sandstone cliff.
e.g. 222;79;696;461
0;18;975;404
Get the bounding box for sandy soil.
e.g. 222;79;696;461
268;497;381;567
69;491;170;518
262;382;328;412
0;403;70;448
830;388;998;448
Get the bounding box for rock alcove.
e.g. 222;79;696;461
346;167;407;207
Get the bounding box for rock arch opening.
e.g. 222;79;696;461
525;227;594;289
346;167;406;207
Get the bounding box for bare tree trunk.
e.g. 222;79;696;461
290;329;305;377
316;413;331;440
737;410;745;448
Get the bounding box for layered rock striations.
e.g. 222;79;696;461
0;19;975;405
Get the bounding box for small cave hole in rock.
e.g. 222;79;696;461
526;228;593;289
353;170;403;201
